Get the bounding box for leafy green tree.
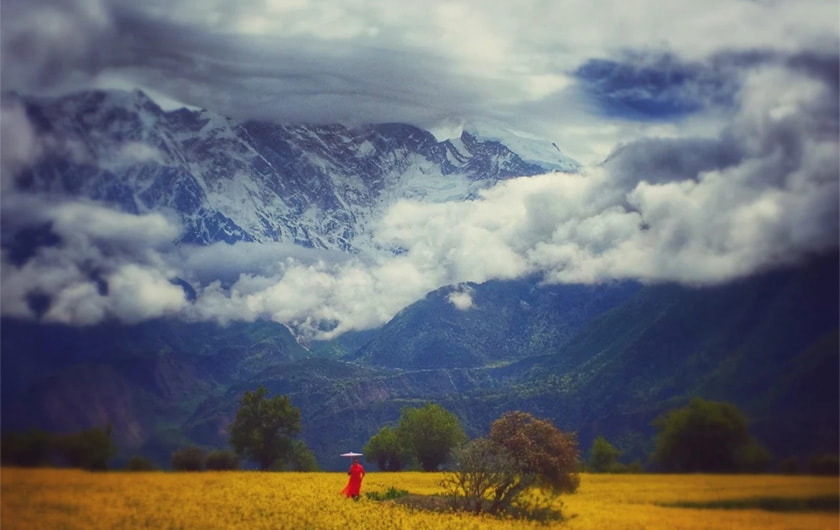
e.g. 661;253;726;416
651;398;771;472
54;426;117;470
205;449;239;471
228;386;301;470
287;440;319;471
589;435;621;473
364;426;409;471
171;445;205;471
396;402;467;471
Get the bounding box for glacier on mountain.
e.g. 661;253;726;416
8;89;579;255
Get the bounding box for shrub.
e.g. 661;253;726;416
125;456;158;471
205;450;239;471
625;460;645;473
733;439;772;472
777;456;800;474
365;487;409;501
171;446;206;471
442;438;523;515
809;453;839;475
1;429;53;467
53;426;117;471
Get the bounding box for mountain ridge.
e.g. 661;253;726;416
9;89;577;252
1;88;836;471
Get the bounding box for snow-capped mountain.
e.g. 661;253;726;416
9;89;578;252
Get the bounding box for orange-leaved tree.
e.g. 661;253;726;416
443;411;580;518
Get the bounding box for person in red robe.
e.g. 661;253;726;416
341;457;365;499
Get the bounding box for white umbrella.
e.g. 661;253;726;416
340;452;363;457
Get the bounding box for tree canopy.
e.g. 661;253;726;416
489;411;580;493
228;386;302;470
589;435;621;473
2;426;116;470
364;425;409;471
651;397;771;472
396;402;466;471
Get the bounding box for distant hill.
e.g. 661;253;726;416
3;252;836;469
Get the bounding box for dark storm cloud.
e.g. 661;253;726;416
595;53;840;270
603;137;744;187
593;48;839;195
574;54;740;120
3;0;837;151
1;0;489;127
0;0;114;89
572;49;839;122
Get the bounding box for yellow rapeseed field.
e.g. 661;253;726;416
2;468;837;529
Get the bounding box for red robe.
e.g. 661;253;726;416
341;462;365;498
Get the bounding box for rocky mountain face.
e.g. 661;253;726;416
11;89;577;251
2;89;836;471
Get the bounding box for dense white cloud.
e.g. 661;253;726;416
0;197;185;325
0;0;836;338
448;288;475;311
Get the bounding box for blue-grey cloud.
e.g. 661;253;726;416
3;0;837;162
0;0;837;338
574;54;739;120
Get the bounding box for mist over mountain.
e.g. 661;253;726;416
1;88;837;470
2;253;836;469
6;89;576;249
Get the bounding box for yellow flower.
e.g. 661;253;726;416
1;468;837;529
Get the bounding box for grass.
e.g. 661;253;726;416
364;486;409;501
658;495;839;512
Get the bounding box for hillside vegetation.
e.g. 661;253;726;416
1;253;837;469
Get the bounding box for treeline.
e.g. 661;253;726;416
363;397;839;476
134;386;319;472
360;397;838;520
3;391;837;478
584;398;840;475
167;442;317;472
0;386;318;472
363;402;466;471
2;426;116;470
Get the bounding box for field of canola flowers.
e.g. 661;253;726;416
2;468;837;530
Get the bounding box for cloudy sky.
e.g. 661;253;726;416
1;0;838;338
